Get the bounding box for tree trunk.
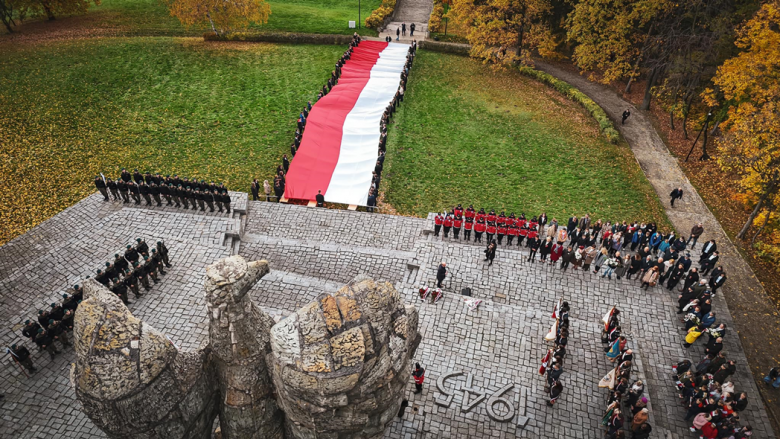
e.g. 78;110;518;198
738;177;778;240
640;67;658;111
206;11;218;35
700;121;710;160
670;109;675;131
42;3;55;20
751;207;772;246
682;94;694;139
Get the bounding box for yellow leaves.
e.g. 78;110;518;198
164;0;271;33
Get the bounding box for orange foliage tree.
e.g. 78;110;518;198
706;0;780;241
15;0;100;21
447;0;560;65
164;0;270;35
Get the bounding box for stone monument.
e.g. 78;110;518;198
71;256;421;439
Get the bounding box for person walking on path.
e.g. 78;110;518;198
396;27;400;41
622;109;631;125
410;23;416;36
402;22;406;36
412;363;425;393
688;223;704;248
670;187;684;207
764;367;780;388
436;263;447;288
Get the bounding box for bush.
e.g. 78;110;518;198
428;1;445;33
204;32;353;45
365;0;396;29
516;66;621;144
418;40;470;56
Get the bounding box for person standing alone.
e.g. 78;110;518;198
436;263;447;288
670;187;684;207
412;363;425;393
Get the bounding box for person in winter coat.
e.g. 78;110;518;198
631;408;648;432
593;247;609;273
550;243;564;266
412;363;425;393
641;266;659;290
627;254;642;280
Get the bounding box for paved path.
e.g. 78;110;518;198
534;60;780;434
379;0;433;42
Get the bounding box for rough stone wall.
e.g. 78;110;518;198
71;280;218;439
204;256;285;439
268;275;421;439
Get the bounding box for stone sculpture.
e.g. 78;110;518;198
71;256;421;439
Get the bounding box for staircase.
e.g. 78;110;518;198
380;0;434;42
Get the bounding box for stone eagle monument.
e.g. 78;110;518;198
71;255;421;439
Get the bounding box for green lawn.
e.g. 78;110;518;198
16;0;381;36
0;37;344;244
384;51;669;225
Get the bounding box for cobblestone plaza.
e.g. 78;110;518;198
0;194;773;438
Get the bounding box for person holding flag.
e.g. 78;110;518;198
412;363;425;394
539;348;553;375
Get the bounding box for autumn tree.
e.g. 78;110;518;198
447;0;560;65
164;0;270;35
0;0;15;32
15;0;100;21
706;0;780;240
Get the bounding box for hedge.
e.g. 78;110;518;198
428;0;446;33
365;0;396;29
417;40;470;56
516;66;621;144
204;32;353;45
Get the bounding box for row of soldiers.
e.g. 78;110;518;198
11;239;172;370
94;170;232;213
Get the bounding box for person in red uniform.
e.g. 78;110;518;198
486;222;497;244
497;211;506;226
497;223;507;245
518;222;528;247
413;363;425;393
465;205;475;220
527;223;539;246
443;214;453;238
464;217;473;241
453;215;463;240
474;218;486;243
507;223;519;245
487;210;497;224
507;213;517;226
529;217;539;234
476;208;486;223
454;204;463;217
434;213;443;237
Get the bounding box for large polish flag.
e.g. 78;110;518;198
284;41;408;205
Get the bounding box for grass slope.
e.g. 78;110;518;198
384;51;669;226
18;0;382;36
0;37;344;245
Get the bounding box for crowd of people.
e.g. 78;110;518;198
265;34;418;209
9;238;172;375
599;307;652;438
94;169;232;213
542;300;571;408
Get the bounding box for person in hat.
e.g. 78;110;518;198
10;343;36;372
48;319;71;348
412;363;425;393
22;319;41;342
34;328;60;359
156;241;171;267
135;238;149;256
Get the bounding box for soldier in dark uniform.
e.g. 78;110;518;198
22;320;41;342
160;182;171;205
177;185;188;209
49;302;65;321
133;169;144;184
37;309;50;328
143;172;152;184
120;168;132;183
10;344;36;372
94;175;109;201
111;278;130;304
143;256;159;284
140;183;153;205
204;190;215;212
194;189;205;211
222;190;231;213
150;182;162;206
124;270;141;298
117;179;130;203
156;241;171;267
167;183;178;207
95;269;110;286
62;293;78;311
71;284;83;302
186;186;196;209
114;253;129;274
125;244;139;264
133;261;151;290
48;319;71;347
215;189;225;212
107;178;120;201
136;238;149;256
61;308;74;331
151;249;167;275
128;181;142;204
104;261;117;281
154;173;163;185
35;328;60;359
